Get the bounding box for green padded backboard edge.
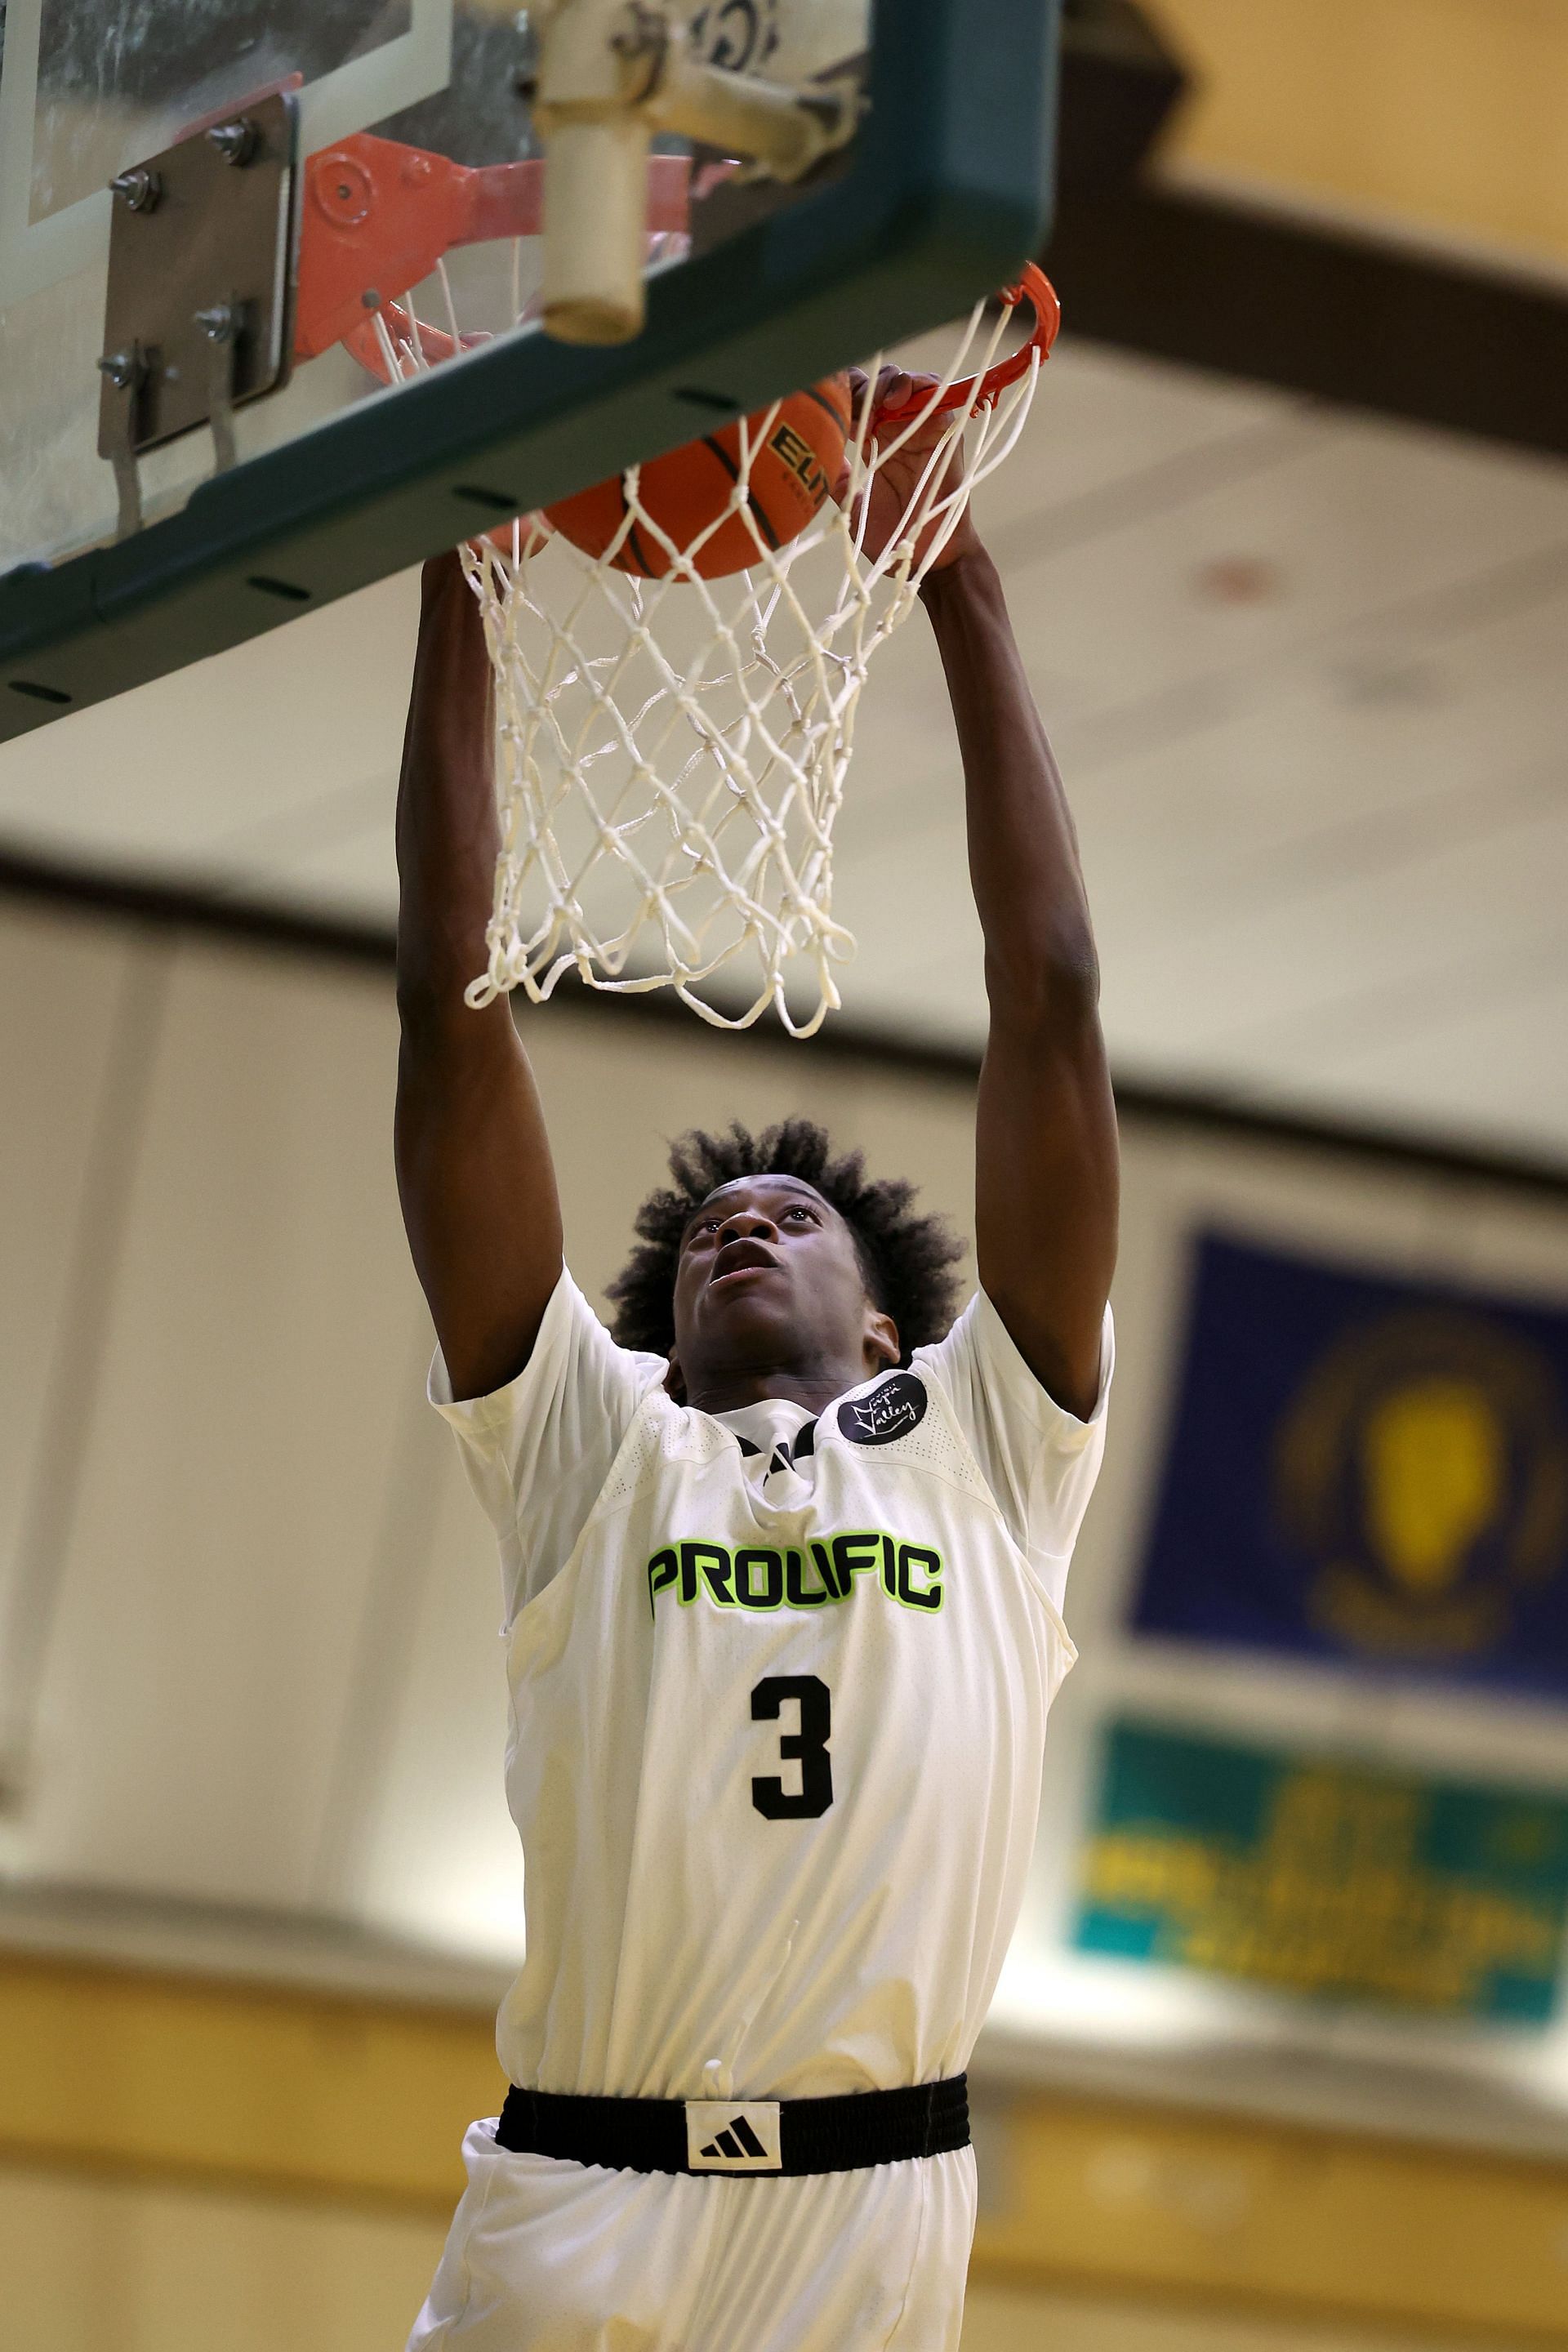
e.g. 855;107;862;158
0;0;1059;742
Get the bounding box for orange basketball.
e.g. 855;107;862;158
544;376;853;581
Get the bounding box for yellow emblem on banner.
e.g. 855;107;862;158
1274;1312;1568;1659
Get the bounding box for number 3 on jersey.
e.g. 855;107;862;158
751;1675;833;1819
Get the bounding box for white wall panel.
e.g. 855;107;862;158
20;940;426;1905
351;1419;526;1959
0;906;151;1751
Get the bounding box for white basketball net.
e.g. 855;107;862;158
450;301;1043;1034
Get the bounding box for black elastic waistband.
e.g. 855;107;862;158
496;2074;969;2178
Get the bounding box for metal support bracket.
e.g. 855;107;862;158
197;302;243;474
96;342;149;538
96;92;299;536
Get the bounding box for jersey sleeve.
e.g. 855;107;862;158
914;1288;1113;1618
428;1267;666;1627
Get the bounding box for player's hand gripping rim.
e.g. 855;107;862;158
834;365;982;578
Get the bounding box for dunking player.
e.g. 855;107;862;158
395;374;1120;2350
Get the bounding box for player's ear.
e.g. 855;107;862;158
864;1307;900;1374
663;1347;688;1404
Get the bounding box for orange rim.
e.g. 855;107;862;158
872;262;1060;425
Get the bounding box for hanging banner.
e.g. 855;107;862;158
1132;1231;1568;1693
1076;1720;1568;2023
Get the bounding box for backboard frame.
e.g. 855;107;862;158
0;0;1060;742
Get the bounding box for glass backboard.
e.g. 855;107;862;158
0;0;1059;737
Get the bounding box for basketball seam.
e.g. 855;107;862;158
801;384;850;430
701;434;740;484
701;435;783;555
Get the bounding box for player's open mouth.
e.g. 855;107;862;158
710;1241;780;1285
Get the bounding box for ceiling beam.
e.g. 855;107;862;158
1046;176;1568;463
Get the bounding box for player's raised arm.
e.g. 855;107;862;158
854;368;1117;1419
394;550;564;1401
924;530;1118;1419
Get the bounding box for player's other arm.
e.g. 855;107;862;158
394;550;564;1401
921;536;1119;1422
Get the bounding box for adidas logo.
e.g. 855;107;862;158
700;2114;768;2163
684;2097;782;2172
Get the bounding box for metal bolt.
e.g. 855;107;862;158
207;118;258;167
109;167;161;212
97;348;143;390
195;304;239;343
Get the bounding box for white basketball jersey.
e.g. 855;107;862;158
432;1271;1111;2105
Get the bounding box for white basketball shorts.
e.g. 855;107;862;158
407;2118;978;2351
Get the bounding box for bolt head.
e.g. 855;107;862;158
109;167;161;212
208;118;258;166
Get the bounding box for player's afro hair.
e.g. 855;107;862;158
607;1117;964;1365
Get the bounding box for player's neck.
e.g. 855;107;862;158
679;1357;872;1417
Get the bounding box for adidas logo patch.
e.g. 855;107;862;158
684;2098;782;2172
701;2115;768;2162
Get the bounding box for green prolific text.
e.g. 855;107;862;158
647;1530;942;1618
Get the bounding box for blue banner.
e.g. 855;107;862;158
1133;1232;1568;1695
1076;1720;1568;2022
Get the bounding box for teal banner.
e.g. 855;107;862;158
1076;1722;1568;2023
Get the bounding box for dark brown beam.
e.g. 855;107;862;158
1047;179;1568;463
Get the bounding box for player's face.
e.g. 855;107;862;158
669;1174;897;1397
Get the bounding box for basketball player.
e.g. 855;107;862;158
394;371;1119;2350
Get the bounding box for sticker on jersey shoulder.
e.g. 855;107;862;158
838;1372;928;1446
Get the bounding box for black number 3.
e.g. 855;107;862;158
751;1675;833;1819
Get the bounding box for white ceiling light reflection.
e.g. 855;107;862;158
360;1829;527;1964
991;1947;1278;2049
